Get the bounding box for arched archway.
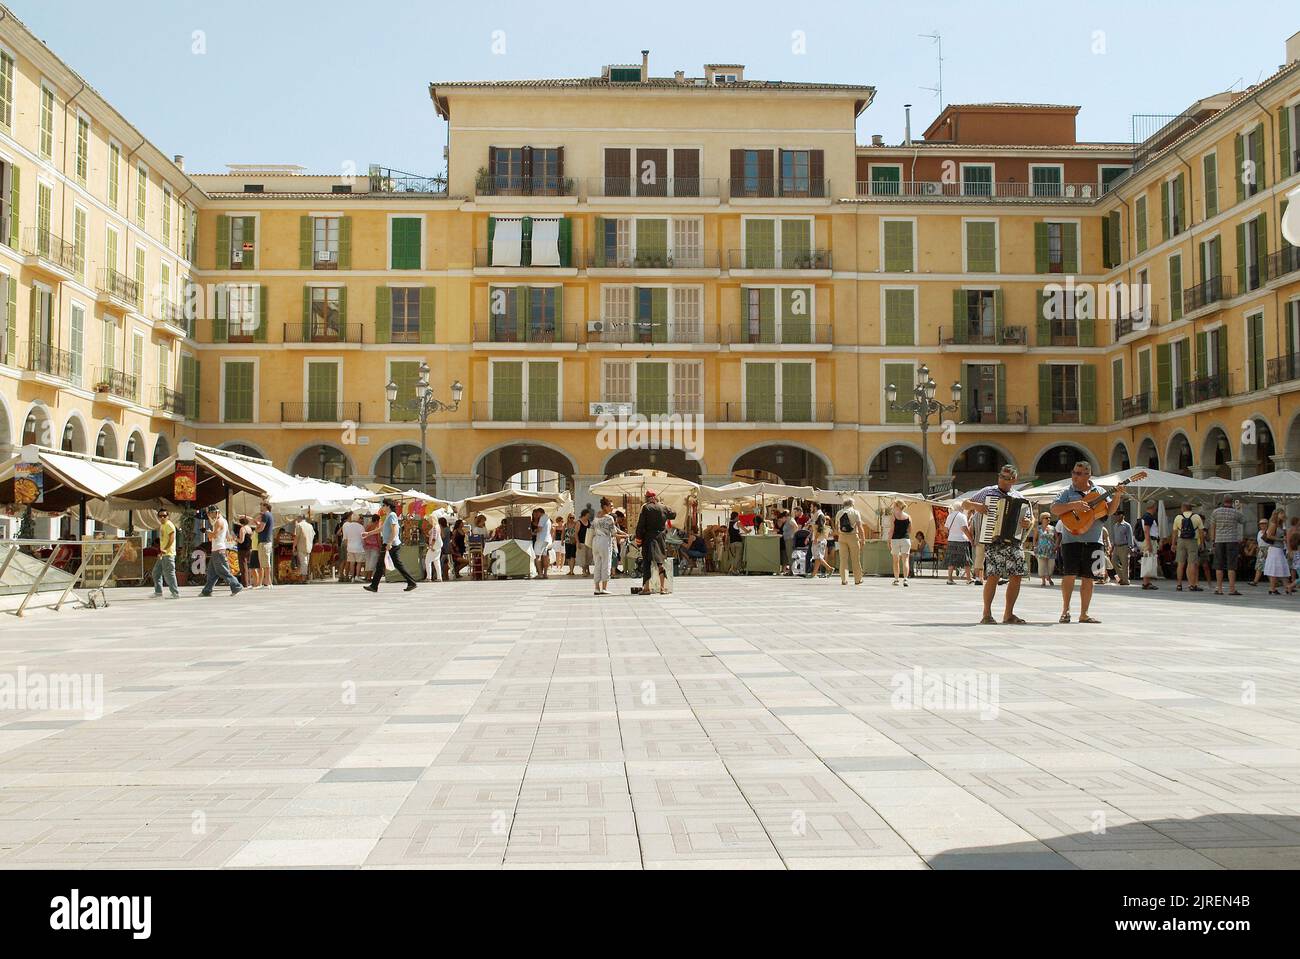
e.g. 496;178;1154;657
730;442;828;488
21;404;53;448
866;444;927;493
152;433;172;465
371;443;437;493
289;443;354;484
474;441;576;494
1284;409;1300;463
0;393;12;458
60;413;88;454
950;443;1012;493
1200;426;1232;479
1136;436;1160;471
1242;416;1275;475
95;423;119;459
124;430;147;467
1033;443;1095;484
219;441;266;459
1109;441;1131;473
1165;431;1193;476
605;447;703;483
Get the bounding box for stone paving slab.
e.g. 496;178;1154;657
1;575;1299;869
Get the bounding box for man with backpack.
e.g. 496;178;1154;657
1172;500;1204;592
835;498;865;586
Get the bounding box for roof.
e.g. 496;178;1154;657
0;448;142;512
858;141;1132;152
944;102;1082;111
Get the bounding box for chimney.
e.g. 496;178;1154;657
1288;30;1300;65
674;70;685;83
641;49;649;82
871;134;884;147
173;154;185;171
904;104;912;146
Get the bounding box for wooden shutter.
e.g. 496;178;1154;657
527;360;558;420
967;222;994;272
758;150;774;196
1203;154;1218;218
1156;342;1172;411
756;288;775;343
1253;124;1266;189
212;286;228;343
1174;173;1186;234
883;220;912;272
781;219;811;268
604;148;630;196
1033;222;1049;273
224;361;253;422
1236;222;1248;290
672;149;700;196
215;215;230;270
1062;222;1079;273
2;275;14;364
416;287;435;344
254;285;268;341
884;362;914;424
745;219;775;269
1169;256;1183;322
1217;329;1229;384
635;148;668;196
302;287;312;341
951;289;967;343
1196;331;1208;377
307;362;338;421
299;216;312;269
1036;290;1051;345
635;361;668;415
1037;364;1052;425
492;361;523;420
636;219;667;262
337;216;352;270
1112;358;1124;421
557;218;572;267
1135;196;1147;253
781;288;811;344
1080;365;1097;424
781;361;812;421
1281;106;1293;179
5;163;17;249
884;288;914;345
337;287;347;332
745;362;776;421
1161;180;1171;241
649;287;667;342
1235;134;1246;202
375;287;391;343
240;217;255;270
729;149;745;197
1254;212;1269;272
809;150;825;197
1077;296;1094;347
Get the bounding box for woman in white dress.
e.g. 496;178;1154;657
590;497;625;595
424;512;443;582
1262;509;1293;595
532;508;552;578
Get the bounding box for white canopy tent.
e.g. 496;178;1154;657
697;481;814;505
1021;468;1228;505
108;442;297;516
591;470;698;519
0;446;154;530
1224;469;1300;502
268;478;375;515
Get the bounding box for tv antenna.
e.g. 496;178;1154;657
919;32;944;109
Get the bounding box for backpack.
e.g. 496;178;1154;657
1177;513;1197;539
839;510;855;533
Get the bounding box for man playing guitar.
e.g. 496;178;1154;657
1050;461;1123;623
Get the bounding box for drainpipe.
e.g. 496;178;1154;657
56;79;87;348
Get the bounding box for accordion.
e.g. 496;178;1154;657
978;495;1029;545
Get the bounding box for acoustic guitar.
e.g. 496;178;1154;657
1059;471;1148;536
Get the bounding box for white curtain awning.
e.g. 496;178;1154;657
491;218;523;267
1225;469;1300;501
529;217;561;266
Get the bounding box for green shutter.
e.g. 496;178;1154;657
649;287;667;342
1255;212;1269;271
5;163;17;248
1062;222;1079;273
1156;343;1172;411
755;288;776;343
1236;222;1248;290
745;362;777;421
1036;290;1051;345
212;287;227;343
1204;154;1218;218
302;287;313;340
1037;364;1052;425
527;360;558;421
2;275;14;364
1251;315;1265;389
951;289;967;343
1108;211;1121;267
375;287;391;343
745;219;776;269
884;288;915;345
1136;197;1147;253
1080;364;1097;424
1235;134;1246;203
1281;107;1293;180
1102;213;1113;268
995;363;1006;416
520;217;533;267
307;362;338;421
419;287;435;343
884;362;914;424
1174;174;1186;235
592;217;606;267
993;288;1004;341
1033;222;1049;273
516;285;530;341
299;216;312;269
1078;299;1094;347
1217;330;1229;385
1112;358;1124;420
557;217;572;267
492;361;523;420
883;220;913;272
780;219;811;268
224;361;253;422
337;216;352;270
1178;340;1191;390
1195;331;1208;379
1161;180;1171;241
487;216;496;263
255;285;268;341
241;217;256;270
337;286;347;330
1253;124;1267;190
391;217;421;270
781;361;812;421
216;215;230;270
781;288;811;344
1169;256;1183;322
635;361;668;415
966;221;995;272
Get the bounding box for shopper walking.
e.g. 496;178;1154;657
1110;513;1134;586
1263;509;1293;594
199;505;242;597
1032;512;1057;587
293;514;315;583
944;506;973;585
151;508;181;599
1138;504;1161;589
835;498;865;586
364;500;417;592
532;508;552;578
1172;501;1204;592
634;489;676;595
887;499;912;585
1209;495;1245;596
340;512;365;582
808;510;834;578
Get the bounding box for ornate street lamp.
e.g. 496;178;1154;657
385;364;463;493
885;363;963;496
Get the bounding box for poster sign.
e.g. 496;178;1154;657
14;464;43;505
173;463;197;502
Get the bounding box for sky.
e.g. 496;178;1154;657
12;0;1288;177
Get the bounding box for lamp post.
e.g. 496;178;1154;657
385;363;463;493
885;363;962;497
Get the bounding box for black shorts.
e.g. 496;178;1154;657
245;550;261;570
1059;540;1104;578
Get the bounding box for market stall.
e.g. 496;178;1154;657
0;445;147;538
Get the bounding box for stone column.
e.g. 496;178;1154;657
1226;459;1254;481
571;474;605;515
825;473;865;491
435;474;478;503
1270;454;1300;471
1189;465;1221;480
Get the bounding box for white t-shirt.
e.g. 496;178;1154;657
945;511;970;543
1055;520;1065;536
210;516;229;552
535;515;551;547
341;521;365;554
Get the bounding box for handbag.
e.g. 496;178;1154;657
1139;553;1159;578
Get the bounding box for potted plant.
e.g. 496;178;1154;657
94;380;111;394
474;167;492;195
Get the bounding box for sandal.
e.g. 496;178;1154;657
1002;615;1027;625
1079;614;1101;623
1228;591;1242;596
1059;612;1071;623
979;615;997;625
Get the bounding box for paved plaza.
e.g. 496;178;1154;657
2;574;1300;870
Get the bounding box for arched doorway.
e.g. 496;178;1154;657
373;443;436;493
1200;427;1232;479
220;442;265;459
124;431;147;467
867;445;925;492
1109;442;1131;473
731;444;827;488
605;447;703;483
1285;410;1300;467
1166;433;1193;476
95;424;118;459
60;416;87;454
0;395;12;459
1136;437;1160;471
152;434;171;465
21;406;52;448
475;442;575;494
951;444;1010;493
1034;444;1093;484
290;444;353;484
1243;417;1275;475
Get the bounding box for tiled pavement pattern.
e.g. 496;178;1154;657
2;576;1300;869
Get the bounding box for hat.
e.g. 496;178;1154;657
645;489;658;498
205;504;220;513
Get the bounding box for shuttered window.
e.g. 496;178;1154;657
1203;153;1218;218
883;288;915;345
38;86;53;159
75;115;89;183
1247;313;1265;391
306;362;340;421
391;217;421;269
1135;196;1147;253
882;220;914;272
883;362;914;424
390;360;421;422
222;361;255;423
965;221;996;272
744;362;777;422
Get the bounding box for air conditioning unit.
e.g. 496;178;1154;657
590;402;634;417
587;320;604;333
921;182;941;196
230;250;244;264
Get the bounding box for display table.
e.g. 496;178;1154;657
742;535;781;574
484;539;535;578
861;539;894;576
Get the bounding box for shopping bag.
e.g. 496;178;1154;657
1139;553;1159;578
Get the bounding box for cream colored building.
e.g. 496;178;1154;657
2;6;1299;521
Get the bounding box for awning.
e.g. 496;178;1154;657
490;218;523;267
1225;469;1300;501
0;447;143;513
698;481;811;505
108;443;296;512
456;488;570;515
1022;468;1227;504
529;217;561;266
1284;184;1300;246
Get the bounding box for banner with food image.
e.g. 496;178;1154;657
14;464;43;505
173;463;197;502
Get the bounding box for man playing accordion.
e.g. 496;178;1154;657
962;464;1033;625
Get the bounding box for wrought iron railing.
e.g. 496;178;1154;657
1267;353;1300;386
728;249;832;270
368;165;448;195
854;180;1102;201
941;324;1028;346
156;387;188;416
1182;373;1231;405
473;321;575;344
590;319;713;345
472;400;587;423
24;227;79;273
1183;275;1232;314
589;249;719;270
719;401;833;423
728;178;830;199
281;401;362;423
1263;246;1300;285
92;366;138;401
725;323;832;346
474;247;582;269
1120;392;1151;419
97;268;141;306
283;322;364;344
588;177;720;198
963;405;1029;426
23;341;76;380
475;175;576;197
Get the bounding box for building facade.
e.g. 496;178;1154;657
2;6;1299;516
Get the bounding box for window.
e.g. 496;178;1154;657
217;283;259;341
1135;195;1148;254
162;186;172;247
134;247;146;310
961;164;993;197
1168;338;1191;408
964;220;997;272
963;363;1003;423
1162;174;1185;240
105;227;119;275
158;342;170;395
35;182;52;255
107;142;120;210
1102;211;1122;269
734;149;771;198
1247;312;1265;391
490;359;560;421
487;285;559;342
882;219;914;272
1138;347;1152;401
135;164;147;227
742;217;815;269
75;115;89;183
955;289;1000;343
488;146;564;195
39;85;54;159
388;360;422;422
488;215;570;267
780;150;812;196
1034;221;1078;273
309;287;342;339
69;303;84;386
313;216;339;267
0;52;12;128
870;165;902;196
224;215;256;269
1168;253;1183;323
1038;362;1096;424
131;332;144;400
744;360;814;422
305;361;341;422
739;286;813;345
1100;165;1129;194
1237;214;1267;293
72;207;86;281
222;360;256;423
602;359;703;414
391;217;421;269
1029;165;1063;197
1236;125;1266;201
0;159;14;250
1203;153;1219;218
882;288;915;346
100;316;115;372
729;148;823;199
1111;357;1123;421
391;287;421;342
1050;365;1080;423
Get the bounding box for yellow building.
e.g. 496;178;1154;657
1;6;1299;521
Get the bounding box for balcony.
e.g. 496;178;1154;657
23;228;79;280
155;298;191;336
588;249;720;271
1263;246;1300;285
854;180;1102;203
473;248;582;270
473;321;576;345
283;322;364;345
97;268;141;313
475;174;576;198
589;319;714;346
963;404;1029;426
155;387;188;417
281;401;362;424
727;249;832;271
1045;407;1081;425
1114;306;1158;340
711;401;833;424
725;323;832;347
941;325;1028;347
587;177;720;199
22;341;76;382
368;165;448;195
1182;372;1232;405
1267;353;1300;387
92;366;139;403
1183;275;1232;314
1120;393;1151;419
471;400;588;424
728;178;830;200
